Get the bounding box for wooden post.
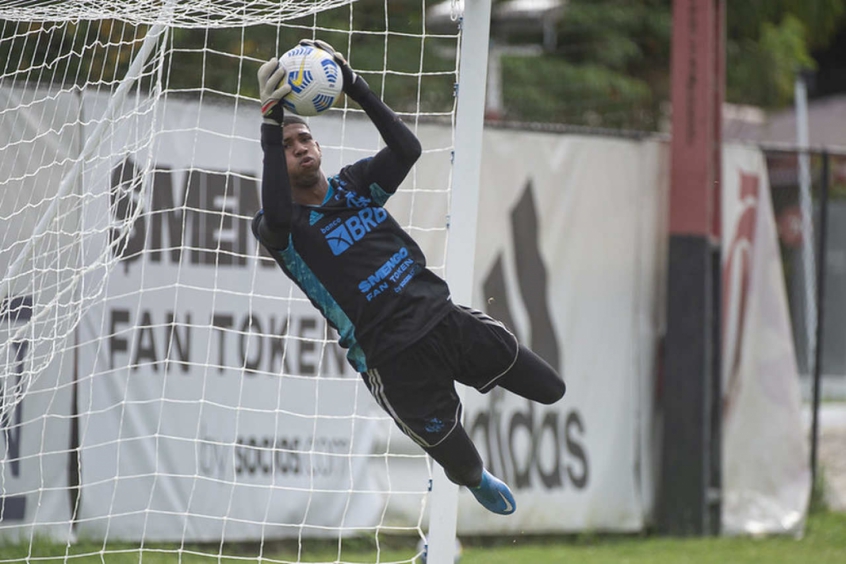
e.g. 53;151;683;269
659;0;724;536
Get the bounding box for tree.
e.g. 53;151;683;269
3;1;845;130
500;0;672;130
0;0;457;115
497;0;846;130
725;0;846;108
162;0;456;114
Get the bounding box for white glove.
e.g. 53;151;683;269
257;57;291;124
298;38;368;100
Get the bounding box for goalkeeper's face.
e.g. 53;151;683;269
282;123;323;187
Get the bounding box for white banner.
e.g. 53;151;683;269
0;87;80;542
458;131;668;533
720;145;811;535
0;297;74;542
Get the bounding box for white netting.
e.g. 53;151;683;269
0;1;357;28
0;2;462;562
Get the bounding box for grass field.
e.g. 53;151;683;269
1;509;844;563
456;509;846;564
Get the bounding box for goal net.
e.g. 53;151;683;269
0;1;467;561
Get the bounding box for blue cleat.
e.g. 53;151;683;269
469;469;516;515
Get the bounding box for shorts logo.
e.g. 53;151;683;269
425;417;445;433
324;206;388;255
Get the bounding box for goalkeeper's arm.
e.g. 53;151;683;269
300;39;422;194
353;84;423;195
256;58;293;249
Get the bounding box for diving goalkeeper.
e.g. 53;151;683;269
252;39;566;515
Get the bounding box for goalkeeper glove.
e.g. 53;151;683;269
257;57;291;125
298;38;369;101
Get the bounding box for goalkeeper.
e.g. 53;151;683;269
252;39;566;516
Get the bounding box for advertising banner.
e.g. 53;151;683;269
720;145;811;535
459;130;669;533
4;88;809;540
0;87;81;542
0;296;74;543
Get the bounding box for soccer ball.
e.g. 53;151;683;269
416;536;462;564
277;44;344;116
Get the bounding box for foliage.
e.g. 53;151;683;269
499;0;846;129
165;0;457;113
2;1;846;131
500;56;655;129
724;1;846;108
726;13;817;108
0;0;457;115
728;0;846;52
500;0;672;130
0;19;149;91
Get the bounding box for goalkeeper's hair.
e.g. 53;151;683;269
283;114;309;129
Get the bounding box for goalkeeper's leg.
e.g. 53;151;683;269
424;425;516;516
448;305;565;405
496;344;566;404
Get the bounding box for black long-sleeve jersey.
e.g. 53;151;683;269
252;91;452;372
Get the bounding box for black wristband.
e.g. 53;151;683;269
263;103;285;124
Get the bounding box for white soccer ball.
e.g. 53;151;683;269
416;536;462;564
277;44;344;116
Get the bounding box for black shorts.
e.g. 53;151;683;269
361;303;519;448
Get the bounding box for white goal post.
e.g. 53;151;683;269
428;1;492;563
0;1;490;563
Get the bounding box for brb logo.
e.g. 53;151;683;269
471;181;589;492
323;206;388;255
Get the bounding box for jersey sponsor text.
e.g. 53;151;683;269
324;206;388;255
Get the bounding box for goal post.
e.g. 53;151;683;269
428;1;493;563
0;1;483;562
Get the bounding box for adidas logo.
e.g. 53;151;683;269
309;210;324;225
483;180;560;368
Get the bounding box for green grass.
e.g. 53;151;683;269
1;510;844;563
457;509;846;564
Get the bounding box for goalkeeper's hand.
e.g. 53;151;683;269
258;57;291;125
298;38;369;101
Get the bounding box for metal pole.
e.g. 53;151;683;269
795;71;818;378
811;151;830;493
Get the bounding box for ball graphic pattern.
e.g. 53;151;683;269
278;45;343;116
